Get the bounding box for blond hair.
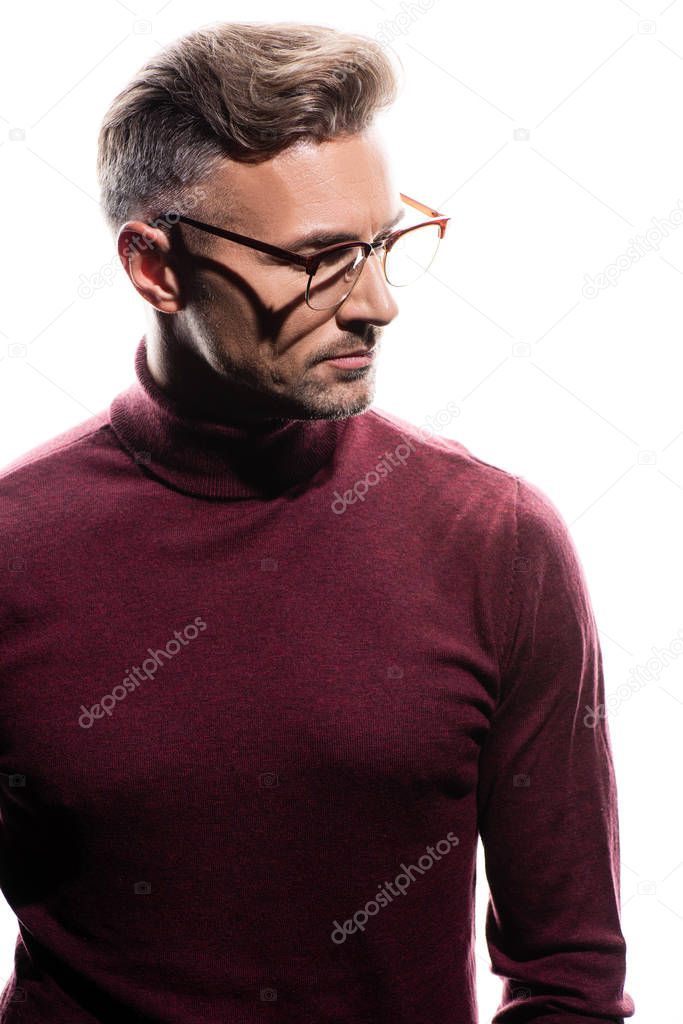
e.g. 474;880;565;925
96;21;401;243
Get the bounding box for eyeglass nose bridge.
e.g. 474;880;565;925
333;239;390;304
346;242;394;313
304;237;394;311
339;239;392;309
359;237;391;281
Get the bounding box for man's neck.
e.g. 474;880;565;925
144;328;287;428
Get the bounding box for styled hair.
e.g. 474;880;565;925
96;20;402;245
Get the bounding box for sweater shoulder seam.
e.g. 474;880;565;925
497;473;520;694
366;407;517;479
0;421;112;482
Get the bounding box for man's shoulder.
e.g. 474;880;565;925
0;409;112;493
358;405;519;497
353;407;568;544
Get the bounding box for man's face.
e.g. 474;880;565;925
122;126;403;422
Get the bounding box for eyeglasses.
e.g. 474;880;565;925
152;193;451;311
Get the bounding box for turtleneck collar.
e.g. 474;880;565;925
109;336;349;500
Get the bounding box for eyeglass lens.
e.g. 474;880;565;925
306;223;442;311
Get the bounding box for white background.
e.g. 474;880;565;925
1;1;681;1020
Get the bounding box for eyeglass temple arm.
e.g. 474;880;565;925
399;193;448;220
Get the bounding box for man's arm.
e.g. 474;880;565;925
476;476;635;1023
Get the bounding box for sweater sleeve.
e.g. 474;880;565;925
476;476;635;1024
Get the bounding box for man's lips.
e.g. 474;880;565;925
322;351;375;369
319;347;376;361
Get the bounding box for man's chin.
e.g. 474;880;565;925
289;390;374;421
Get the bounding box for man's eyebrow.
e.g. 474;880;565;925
280;208;406;252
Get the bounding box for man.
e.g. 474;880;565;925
0;20;634;1024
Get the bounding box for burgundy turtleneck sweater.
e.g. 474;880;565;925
0;337;634;1024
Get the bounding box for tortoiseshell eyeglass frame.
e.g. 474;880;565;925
150;193;451;307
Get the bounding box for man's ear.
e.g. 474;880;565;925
117;220;182;313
